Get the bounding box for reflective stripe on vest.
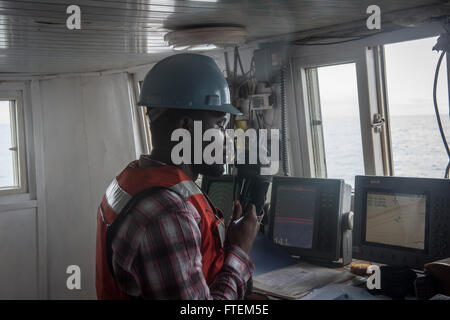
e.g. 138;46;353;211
105;178;131;214
105;178;203;215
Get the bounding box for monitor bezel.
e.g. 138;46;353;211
352;175;444;269
268;176;344;261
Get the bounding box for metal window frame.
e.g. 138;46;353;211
127;73;151;157
304;67;327;178
0;90;28;195
287;22;447;181
289;47;385;180
131;68;156;155
372;45;394;176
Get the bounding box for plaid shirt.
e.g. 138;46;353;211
110;159;254;299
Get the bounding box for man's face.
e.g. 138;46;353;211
191;111;229;177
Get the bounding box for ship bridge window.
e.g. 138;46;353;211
306;63;363;187
383;36;449;178
290;27;449;185
0;92;27;195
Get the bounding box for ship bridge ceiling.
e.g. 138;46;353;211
0;0;446;74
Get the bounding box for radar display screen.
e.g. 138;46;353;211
273;185;316;248
365;192;426;250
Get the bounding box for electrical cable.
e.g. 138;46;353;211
291;32;381;46
289;20;450;46
446;161;450;179
254;109;262;129
432;50;450;178
256;112;264;129
258;110;271;128
236;46;246;76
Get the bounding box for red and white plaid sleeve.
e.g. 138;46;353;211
111;188;254;299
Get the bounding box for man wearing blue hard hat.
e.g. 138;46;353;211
96;53;259;299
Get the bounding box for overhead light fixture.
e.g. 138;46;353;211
188;44;217;51
165;26;248;50
172;45;190;51
172;44;217;51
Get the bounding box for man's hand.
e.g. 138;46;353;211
226;200;260;254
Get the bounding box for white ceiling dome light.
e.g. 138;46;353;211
165;26;248;51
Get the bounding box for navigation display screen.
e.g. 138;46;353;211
365;192;426;250
273;185;316;249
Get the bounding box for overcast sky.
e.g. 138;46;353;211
385;36;448;116
0;101;9;124
317;36;448;117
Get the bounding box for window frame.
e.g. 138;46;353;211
0;90;27;195
289;47;385;180
287;22;448;181
130;68;156;156
372;45;394;176
304;67;327;178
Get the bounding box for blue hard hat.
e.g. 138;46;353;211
137;53;241;115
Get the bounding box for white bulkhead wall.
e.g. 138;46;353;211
37;73;136;299
0;72;136;299
0;48;277;299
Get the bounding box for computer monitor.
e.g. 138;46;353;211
268;177;353;266
353;175;450;269
201;175;235;225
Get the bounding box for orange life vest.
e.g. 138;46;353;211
95;160;226;299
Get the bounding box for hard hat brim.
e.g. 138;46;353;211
138;103;242;116
214;103;242;115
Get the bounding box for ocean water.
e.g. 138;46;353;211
390;115;450;178
323;114;450;186
1;115;449;188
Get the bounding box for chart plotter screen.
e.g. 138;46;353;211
365;192;426;250
273;185;316;248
